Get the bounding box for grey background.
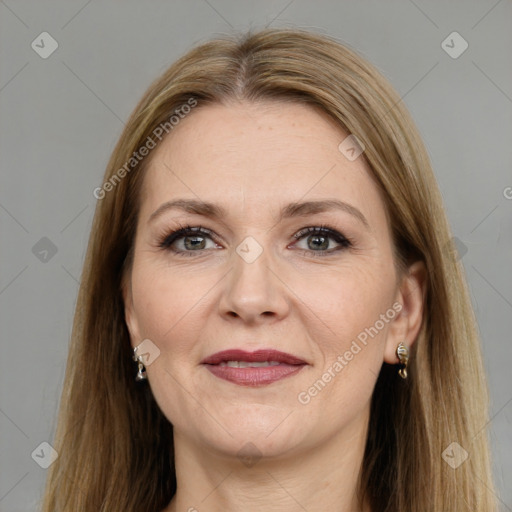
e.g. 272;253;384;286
1;1;511;510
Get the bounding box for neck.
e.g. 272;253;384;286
163;406;372;512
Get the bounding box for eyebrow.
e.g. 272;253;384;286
148;198;370;229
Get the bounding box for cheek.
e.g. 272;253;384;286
130;262;218;357
295;263;395;346
132;274;174;337
131;250;395;358
293;264;395;406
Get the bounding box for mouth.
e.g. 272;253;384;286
200;349;308;387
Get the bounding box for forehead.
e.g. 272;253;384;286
140;100;387;228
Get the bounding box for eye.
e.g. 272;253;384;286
292;225;352;257
156;223;353;258
157;224;219;257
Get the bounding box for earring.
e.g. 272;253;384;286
396;342;409;379
132;346;147;381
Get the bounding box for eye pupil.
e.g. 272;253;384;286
309;235;329;250
184;236;206;250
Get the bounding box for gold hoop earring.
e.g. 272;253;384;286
396;342;409;379
132;346;147;381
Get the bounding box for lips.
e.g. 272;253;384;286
201;349;308;387
200;349;306;365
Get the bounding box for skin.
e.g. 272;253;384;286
123;100;426;512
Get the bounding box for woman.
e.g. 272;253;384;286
41;27;498;511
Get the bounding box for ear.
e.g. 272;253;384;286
383;260;427;364
121;271;141;349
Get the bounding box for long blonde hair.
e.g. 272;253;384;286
41;27;498;511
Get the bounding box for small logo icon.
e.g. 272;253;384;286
135;338;161;366
444;236;468;262
442;441;469;469
31;32;59;59
441;32;468;59
338;135;365;161
31;441;59;469
236;236;263;264
32;237;58;262
237;442;262;468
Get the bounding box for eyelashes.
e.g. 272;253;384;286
156;222;353;258
156;224;214;257
292;225;353;255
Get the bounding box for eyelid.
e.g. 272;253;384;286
291;225;353;255
156;223;217;248
156;222;353;255
292;225;351;243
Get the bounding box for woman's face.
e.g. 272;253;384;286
123;100;413;459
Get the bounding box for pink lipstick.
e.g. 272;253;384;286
200;349;307;386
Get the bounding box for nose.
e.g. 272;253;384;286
217;239;290;325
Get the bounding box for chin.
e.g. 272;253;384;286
203;430;302;463
193;410;313;461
